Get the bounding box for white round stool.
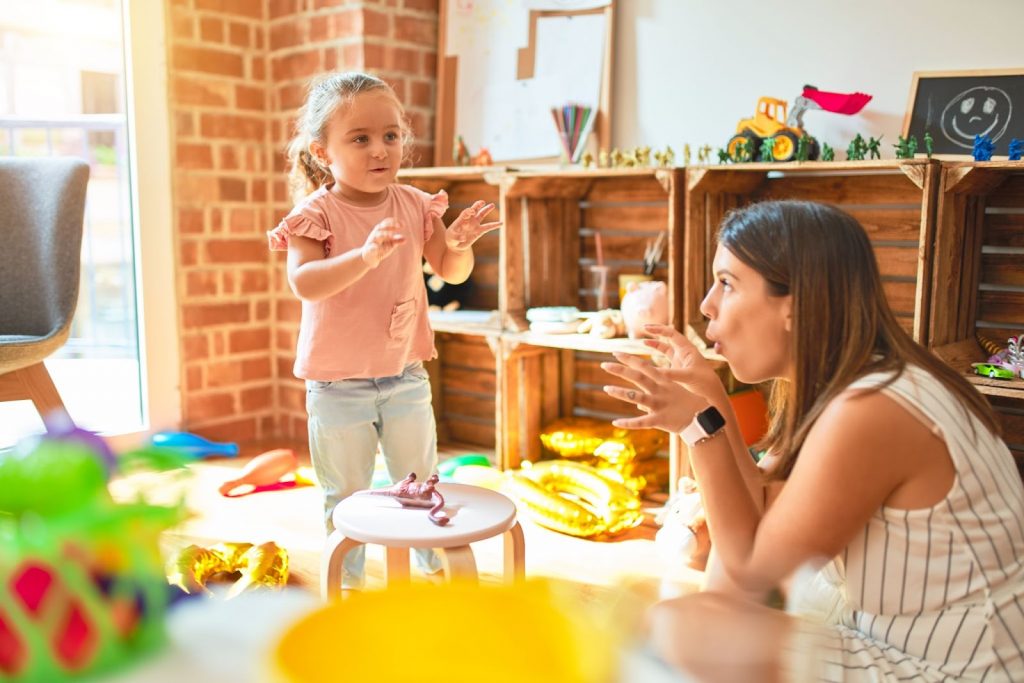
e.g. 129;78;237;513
320;483;525;600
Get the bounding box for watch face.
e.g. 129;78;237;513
696;406;726;434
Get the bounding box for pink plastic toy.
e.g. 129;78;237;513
620;280;668;339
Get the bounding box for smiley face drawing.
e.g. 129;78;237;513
940;86;1013;149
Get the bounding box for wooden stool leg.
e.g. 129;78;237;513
437;546;478;583
21;362;68;420
503;522;525;584
321;532;363;601
385;547;410;586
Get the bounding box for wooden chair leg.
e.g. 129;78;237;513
437;545;478;583
321;532;363;601
385;546;410;586
18;362;68;422
503;522;525;584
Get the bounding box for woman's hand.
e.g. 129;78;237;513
445;200;502;252
360;217;406;268
602;324;726;432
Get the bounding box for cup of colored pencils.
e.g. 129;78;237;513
550;102;596;165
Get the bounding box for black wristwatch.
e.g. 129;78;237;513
681;406;726;447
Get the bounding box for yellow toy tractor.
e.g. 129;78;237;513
727;86;872;162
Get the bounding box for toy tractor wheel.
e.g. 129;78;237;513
727;132;759;162
771;132;799;162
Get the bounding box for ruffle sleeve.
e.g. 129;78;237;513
267;212;334;256
423;189;448;242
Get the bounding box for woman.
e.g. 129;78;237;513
603;201;1024;681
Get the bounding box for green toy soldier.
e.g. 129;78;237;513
796;135;810;161
894;135;909;159
847;134;866;161
907;135;918;157
867;136;883;160
821;143;835;162
924;131;934;158
759;137;775;162
717;148;731;164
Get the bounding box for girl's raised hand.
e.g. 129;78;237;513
361;217;406;268
601;324;726;432
445;200;502;252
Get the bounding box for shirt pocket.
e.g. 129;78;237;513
387;298;417;343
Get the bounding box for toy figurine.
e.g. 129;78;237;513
470;147;493;166
663;145;675;166
796;135;810;161
907;135;918;157
683;143;691;165
821;143;835;161
972;134;994;161
894;135;910;159
581;151;595;168
717;148;731;164
867;136;883;159
355;472;449;526
846;133;867;161
759;137;775;162
598;149;610;168
453;135;471;166
1008;138;1022;161
636;146;652;167
621;149;638;167
924;131;934;158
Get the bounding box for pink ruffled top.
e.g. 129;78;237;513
268;184;448;381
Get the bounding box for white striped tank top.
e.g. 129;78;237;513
811;365;1024;682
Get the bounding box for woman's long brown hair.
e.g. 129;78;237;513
717;200;1001;480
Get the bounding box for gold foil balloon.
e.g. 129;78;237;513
167;541;289;598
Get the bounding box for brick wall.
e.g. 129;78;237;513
166;0;439;444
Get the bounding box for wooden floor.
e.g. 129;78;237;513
110;439;702;596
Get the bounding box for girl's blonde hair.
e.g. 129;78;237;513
286;72;412;203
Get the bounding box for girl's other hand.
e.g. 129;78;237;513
445;200;502;252
361;217;407;268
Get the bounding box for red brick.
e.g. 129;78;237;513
186;392;236;420
193;418;259;444
394;15;436;45
236;84;265;111
177;142;214;170
219;146;239;170
170;9;194;40
421;50;436;77
385;46;419;72
241;386;273;412
242;357;273;381
222;271;236;294
206;360;242;387
186;271;219;297
172;45;245;78
229;21;250;47
195;0;263;20
199;16;224;42
271;49;321;81
252;55;266;80
363;8;390;37
179;208;205;234
183;302;250;328
275;329;294;350
201;113;266;140
269;0;299;19
172;76;231;107
183;334;210;361
217;178;247;202
241;269;270;293
310;11;359;42
410;80;432;108
230;327;271;353
403;0;438;11
186;365;203;391
281;385;305;411
341;42;363;70
181;240;199;267
213;331;226;355
314;0;353;8
253;179;268;202
256;300;271;321
175;111;196;137
205;238;265;263
270;22;303;50
364;42;385;69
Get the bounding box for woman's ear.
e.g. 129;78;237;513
782;294;793;333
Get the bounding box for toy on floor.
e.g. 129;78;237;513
166;542;289;599
727;85;872;162
0;421;185;681
150;430;239;458
437;453;491;481
354;472;450;526
219;448;301;497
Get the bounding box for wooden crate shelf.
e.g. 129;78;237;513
426;332;501;454
683;160;941;345
929;161;1024;463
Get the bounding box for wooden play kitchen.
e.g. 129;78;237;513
400;159;1024;486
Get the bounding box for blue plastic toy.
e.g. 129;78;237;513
1008;138;1023;162
149;431;239;458
972;134;994;161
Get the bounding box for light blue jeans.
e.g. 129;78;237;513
306;361;442;589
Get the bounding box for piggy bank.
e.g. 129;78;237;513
620;280;668;339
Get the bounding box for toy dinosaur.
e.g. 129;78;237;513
355;472;450;526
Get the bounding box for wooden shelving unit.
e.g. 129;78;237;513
928;161;1024;469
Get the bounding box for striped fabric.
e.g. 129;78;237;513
809;365;1024;681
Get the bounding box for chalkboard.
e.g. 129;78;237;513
903;69;1024;156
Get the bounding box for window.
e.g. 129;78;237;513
0;0;178;447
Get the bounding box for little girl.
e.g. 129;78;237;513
268;72;500;589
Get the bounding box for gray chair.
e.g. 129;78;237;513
0;157;90;422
